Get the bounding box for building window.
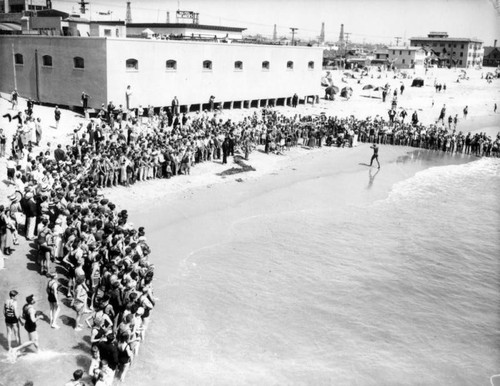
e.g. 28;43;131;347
287;61;294;70
408;51;411;55
399;50;402;55
14;53;23;65
461;44;464;49
460;52;463;57
411;59;414;64
73;56;84;69
308;61;315;69
42;55;52;67
262;60;270;70
166;60;177;70
234;60;243;70
202;60;212;70
459;60;463;65
392;50;395;55
126;58;138;70
402;59;406;64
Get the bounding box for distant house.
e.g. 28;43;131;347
387;46;426;69
483;46;500;67
371;48;389;66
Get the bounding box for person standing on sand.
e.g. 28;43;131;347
463;105;468;119
4;289;22;351
369;143;380;169
54;106;61;129
46;272;60;329
495;103;497;113
12;294;42;356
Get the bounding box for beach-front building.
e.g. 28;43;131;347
0;34;322;111
410;32;483;68
483;43;500;67
387;46;426;69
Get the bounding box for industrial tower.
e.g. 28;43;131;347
319;22;325;45
126;1;132;23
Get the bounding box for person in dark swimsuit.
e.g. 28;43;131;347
12;295;42;356
369;144;381;169
47;272;60;329
4;289;21;351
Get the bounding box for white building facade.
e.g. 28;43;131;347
0;35;322;110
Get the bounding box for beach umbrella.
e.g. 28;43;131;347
373;86;384;91
362;84;375;90
341;86;353;99
411;78;424;87
325;85;339;100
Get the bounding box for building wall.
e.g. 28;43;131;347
0;35;107;108
89;23;126;38
388;48;425;69
105;38;322;108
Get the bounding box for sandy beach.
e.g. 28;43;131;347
0;67;499;386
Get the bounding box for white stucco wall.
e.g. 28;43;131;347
105;38;322;109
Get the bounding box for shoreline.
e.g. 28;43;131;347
118;145;481;386
0;67;499;386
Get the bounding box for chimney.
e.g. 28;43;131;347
339;23;344;43
494;39;497;48
4;0;10;13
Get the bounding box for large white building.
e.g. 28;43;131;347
0;34;322;111
410;32;483;68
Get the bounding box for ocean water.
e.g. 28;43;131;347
133;153;500;386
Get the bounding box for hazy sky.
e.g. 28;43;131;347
52;0;500;45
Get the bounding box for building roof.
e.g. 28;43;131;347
410;36;482;43
483;46;500;57
0;22;21;31
89;20;126;25
388;46;424;51
126;23;246;32
35;9;70;18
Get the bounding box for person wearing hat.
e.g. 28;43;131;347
4;289;22;351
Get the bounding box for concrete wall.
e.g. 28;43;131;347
0;35;107;109
105;38;322;109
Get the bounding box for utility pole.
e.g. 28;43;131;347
394;36;402;46
290;27;298;45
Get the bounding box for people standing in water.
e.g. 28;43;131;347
369;143;380;169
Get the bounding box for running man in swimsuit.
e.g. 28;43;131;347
4;289;22;351
369;144;381;169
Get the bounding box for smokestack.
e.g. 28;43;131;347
273;24;277;41
339;23;344;44
166;11;170;23
494;39;497;47
319;22;325;44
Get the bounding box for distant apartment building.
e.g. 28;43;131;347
0;0;51;13
410;32;483;68
387;46;426;69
